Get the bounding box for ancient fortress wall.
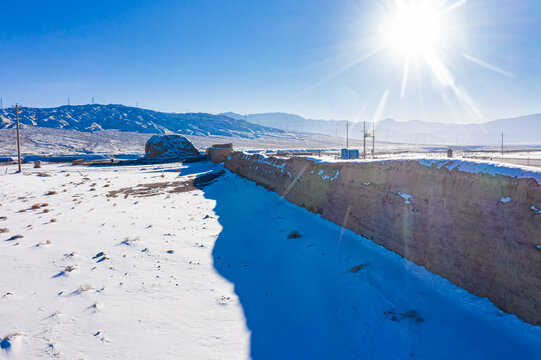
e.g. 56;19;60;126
225;152;541;325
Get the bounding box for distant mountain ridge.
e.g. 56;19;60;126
0;104;284;138
224;112;541;145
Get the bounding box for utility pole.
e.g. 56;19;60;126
501;132;504;156
92;97;94;105
14;104;22;173
372;122;375;159
67;97;70;106
346;121;348;148
363;121;366;159
0;97;3;109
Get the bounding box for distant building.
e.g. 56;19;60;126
341;149;360;160
447;149;453;158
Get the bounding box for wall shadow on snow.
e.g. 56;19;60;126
199;168;541;360
202;172;367;359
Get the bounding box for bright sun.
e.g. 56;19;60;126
386;3;442;57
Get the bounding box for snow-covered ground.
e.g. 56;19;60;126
1;161;540;359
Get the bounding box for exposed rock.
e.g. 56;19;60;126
145;135;200;159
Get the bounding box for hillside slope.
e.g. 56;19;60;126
227;112;541;145
0;105;284;138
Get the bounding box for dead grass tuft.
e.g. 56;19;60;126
287;230;302;239
2;332;22;341
349;264;366;273
78;284;93;292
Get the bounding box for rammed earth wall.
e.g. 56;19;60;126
225;152;541;325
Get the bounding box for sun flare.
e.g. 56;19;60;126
386;2;443;57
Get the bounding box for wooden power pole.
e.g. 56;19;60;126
371;122;375;159
14;104;22;173
501;132;504;156
363;122;366;159
346;121;349;149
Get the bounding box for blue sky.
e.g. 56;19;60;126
1;0;540;123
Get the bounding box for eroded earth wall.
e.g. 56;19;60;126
225;152;541;325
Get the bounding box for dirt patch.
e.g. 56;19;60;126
107;170;225;198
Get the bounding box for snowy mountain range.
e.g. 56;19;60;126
0;104;284;138
1;104;539;146
224;112;541;145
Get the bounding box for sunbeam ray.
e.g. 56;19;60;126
371;89;390;126
400;57;411;99
438;0;466;16
462;53;514;78
288;44;388;100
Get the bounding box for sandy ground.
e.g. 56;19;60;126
1;161;541;359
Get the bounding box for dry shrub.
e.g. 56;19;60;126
64;265;76;272
31;204;42;210
43;209;50;213
2;332;22;341
103;184;110;188
78;284;92;292
41;203;49;207
18;209;26;213
287;230;302;239
50;218;57;223
46;191;57;195
0;216;7;221
0;228;8;233
349;264;366;273
90;188;96;191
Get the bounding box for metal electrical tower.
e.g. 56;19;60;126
14;104;22;173
501;132;504;155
